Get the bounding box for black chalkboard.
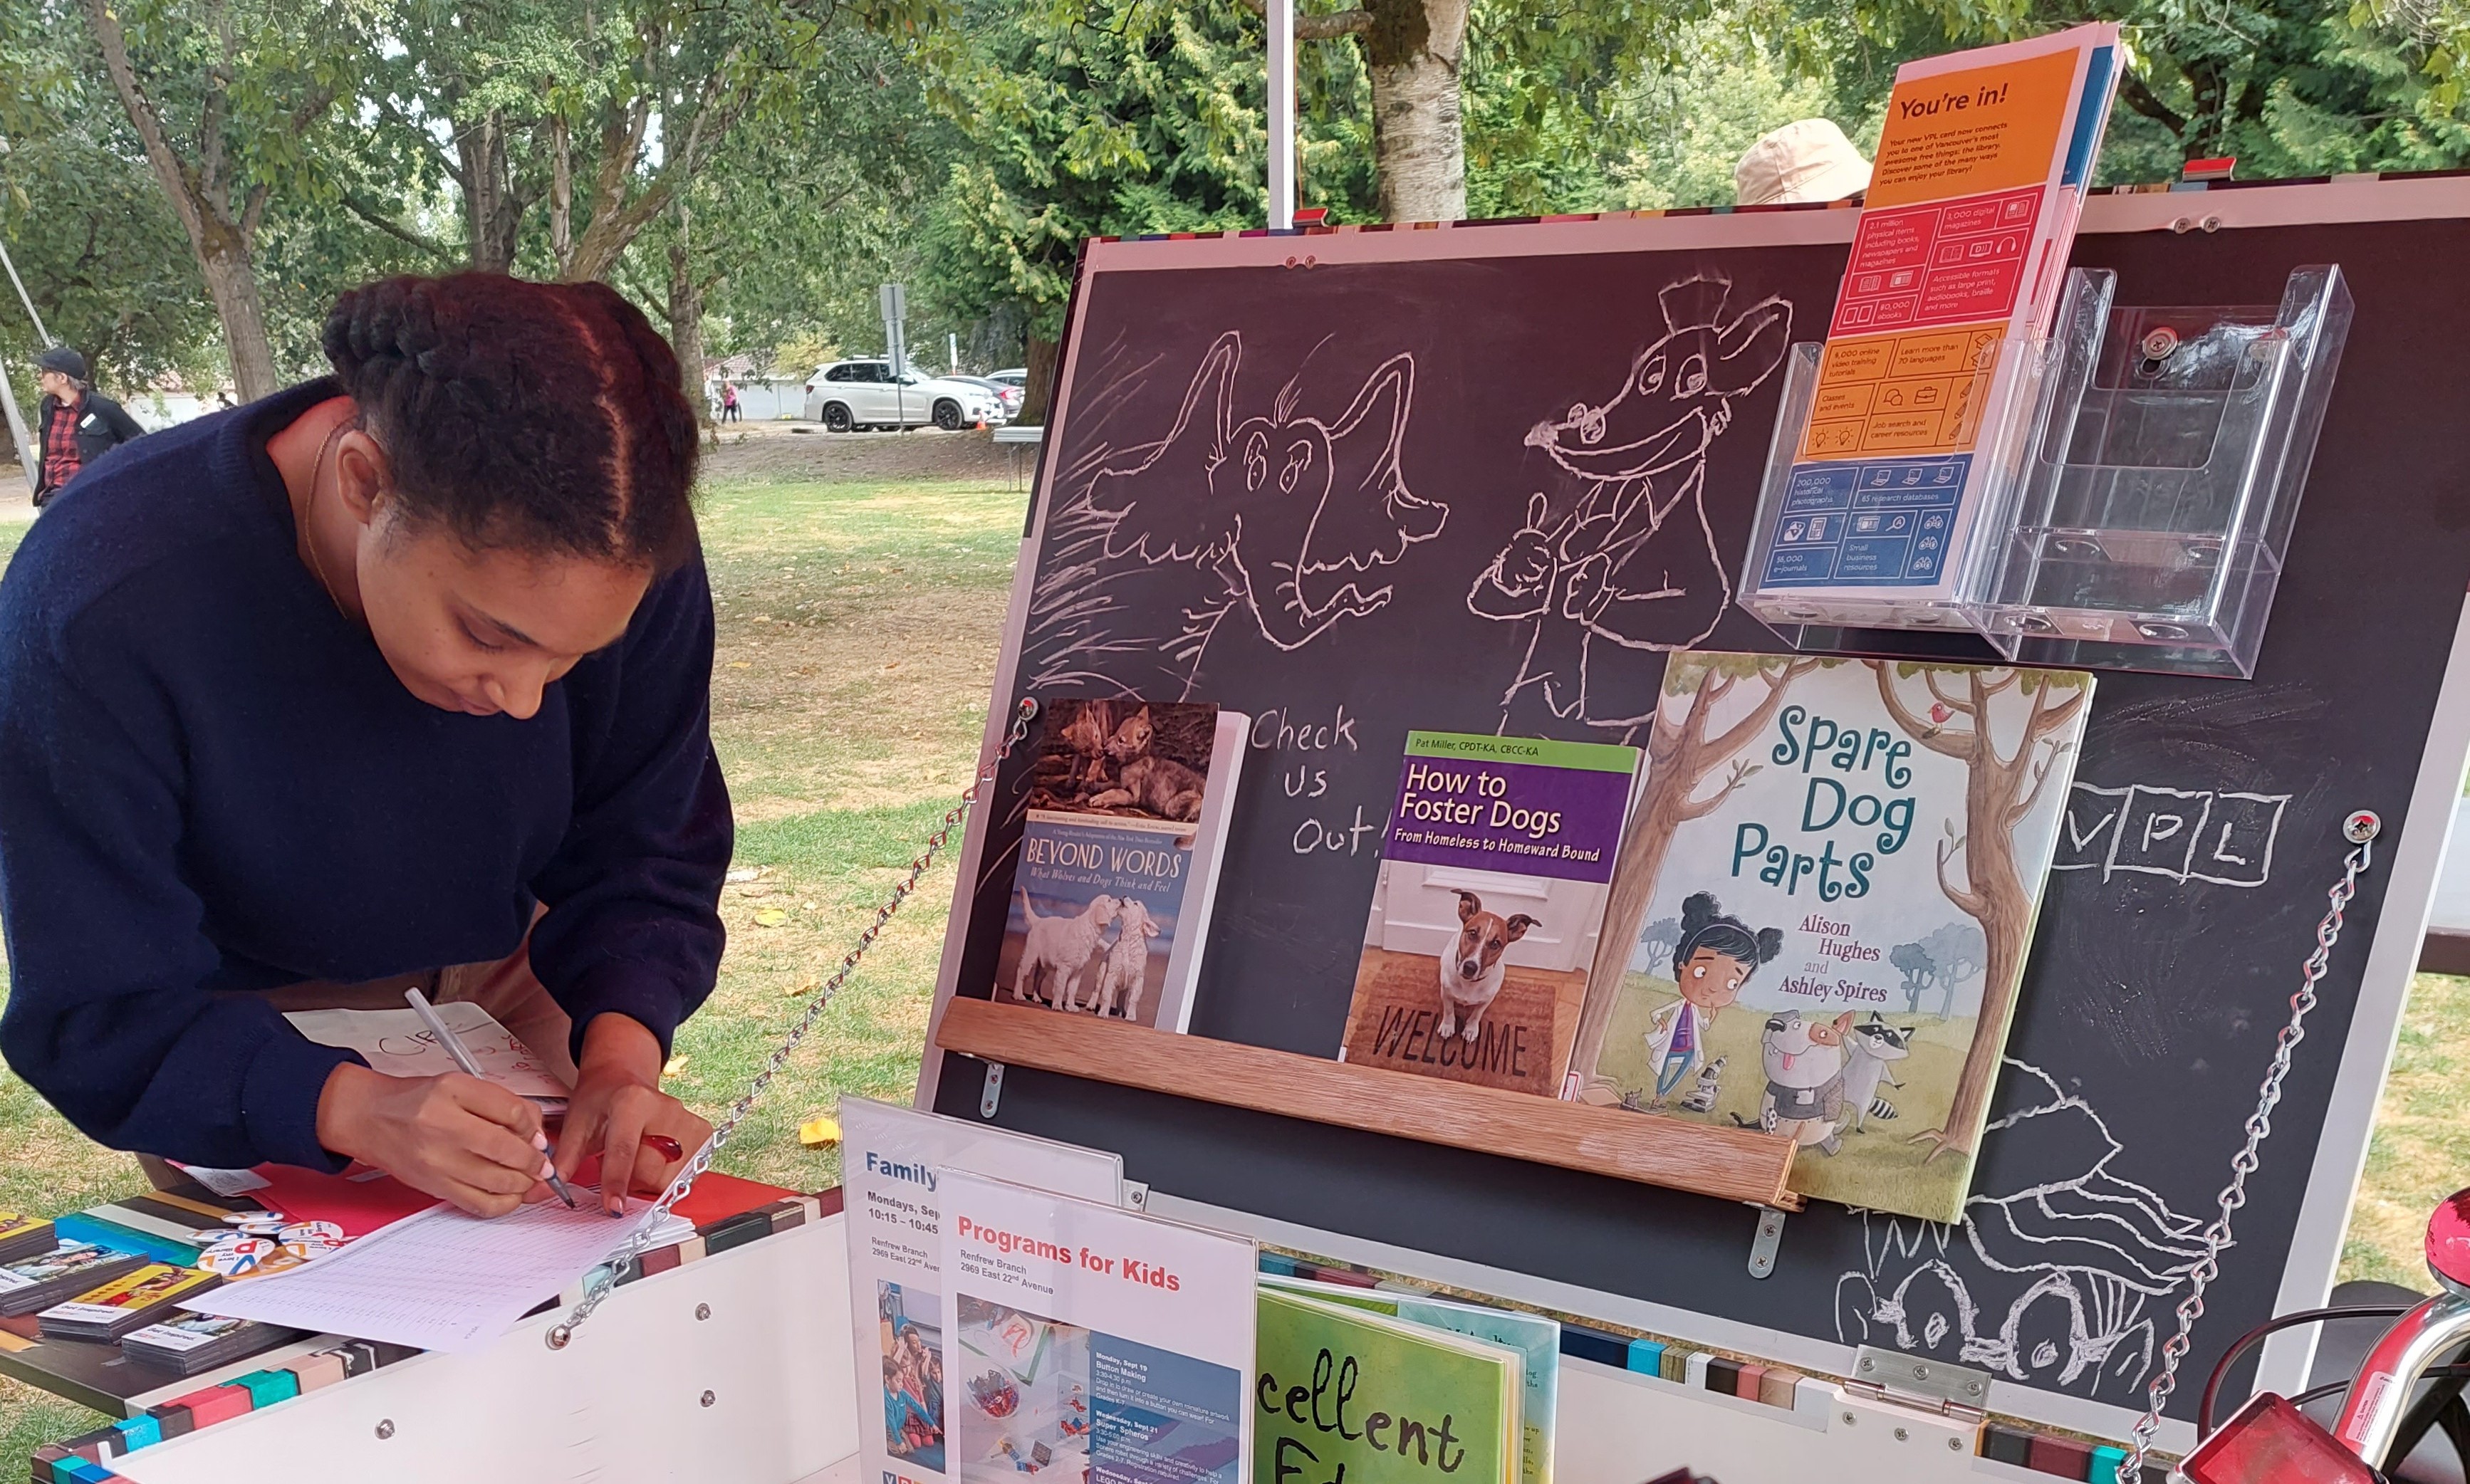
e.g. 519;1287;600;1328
930;201;2470;1425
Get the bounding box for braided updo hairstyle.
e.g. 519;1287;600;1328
322;273;699;572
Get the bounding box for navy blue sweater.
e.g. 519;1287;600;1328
0;380;731;1171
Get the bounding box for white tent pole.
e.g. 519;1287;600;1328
1267;0;1295;229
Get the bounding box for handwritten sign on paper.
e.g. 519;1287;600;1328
284;1003;568;1100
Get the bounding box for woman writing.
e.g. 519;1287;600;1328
0;273;725;1217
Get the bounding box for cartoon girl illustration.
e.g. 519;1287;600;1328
1642;892;1782;1107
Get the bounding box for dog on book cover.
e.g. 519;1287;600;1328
1021;698;1218;823
1342;863;1595;1098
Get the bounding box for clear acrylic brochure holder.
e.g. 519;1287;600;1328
1965;264;2351;677
1740;265;2350;678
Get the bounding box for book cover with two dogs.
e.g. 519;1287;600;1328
997;699;1247;1033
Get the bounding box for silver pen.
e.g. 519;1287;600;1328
404;987;580;1210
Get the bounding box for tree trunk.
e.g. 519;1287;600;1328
460;111;524;273
1364;0;1469;224
667;202;712;436
1569;772;1694;1096
550;116;575;278
75;0;283;400
1869;664;2085;1161
1925;756;2031;1156
1018;332;1061;426
197;234;279;402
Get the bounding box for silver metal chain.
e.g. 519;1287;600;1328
2117;810;2382;1482
546;697;1038;1349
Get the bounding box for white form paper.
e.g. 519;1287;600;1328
185;1196;691;1353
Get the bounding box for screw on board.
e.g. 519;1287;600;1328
1747;1206;1787;1278
702;1390;716;1409
376;1420;395;1440
2346;810;2381;843
697;1303;712;1321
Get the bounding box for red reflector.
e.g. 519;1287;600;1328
2183;1393;2379;1484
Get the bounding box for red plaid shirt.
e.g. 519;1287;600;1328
40;396;82;491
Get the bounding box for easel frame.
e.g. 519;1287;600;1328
919;175;2470;1454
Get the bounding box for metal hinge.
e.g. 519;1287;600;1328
1747;1206;1788;1278
1844;1346;1990;1423
980;1060;1005;1118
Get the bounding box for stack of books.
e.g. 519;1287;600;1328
120;1314;303;1376
38;1263;223;1342
0;1243;149;1319
0;1212;57;1265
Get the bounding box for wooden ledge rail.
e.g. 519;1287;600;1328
935;996;1803;1211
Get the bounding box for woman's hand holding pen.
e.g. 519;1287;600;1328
555;1013;712;1215
316;1062;559;1218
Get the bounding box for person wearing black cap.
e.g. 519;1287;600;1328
31;347;144;507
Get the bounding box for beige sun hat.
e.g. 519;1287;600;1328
1734;118;1873;207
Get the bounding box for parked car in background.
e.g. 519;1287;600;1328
802;361;1006;431
944;375;1023;418
988;368;1026;394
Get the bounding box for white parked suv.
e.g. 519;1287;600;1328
803;361;1005;432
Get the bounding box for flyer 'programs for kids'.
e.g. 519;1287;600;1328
1566;652;2093;1223
841;1098;1127;1484
941;1171;1256;1484
1752;23;2121;605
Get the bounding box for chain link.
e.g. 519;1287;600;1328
2117;819;2379;1481
546;697;1038;1349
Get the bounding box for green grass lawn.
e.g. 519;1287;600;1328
0;474;2464;1453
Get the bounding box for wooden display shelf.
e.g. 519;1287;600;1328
934;996;1804;1210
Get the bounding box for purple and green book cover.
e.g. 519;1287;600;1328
1340;733;1642;1097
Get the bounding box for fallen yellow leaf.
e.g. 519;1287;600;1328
728;661;751;670
663;1054;688;1077
754;906;788;927
786;977;819;998
799;1115;841;1149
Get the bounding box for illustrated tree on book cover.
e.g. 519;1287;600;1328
1568;651;2093;1223
1870;660;2091;1164
1570;652;1824;1097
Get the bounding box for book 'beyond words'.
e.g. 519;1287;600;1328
1001;699;1249;1033
1340;732;1644;1097
1568;652;2092;1222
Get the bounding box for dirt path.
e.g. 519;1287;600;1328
700;422;1017;484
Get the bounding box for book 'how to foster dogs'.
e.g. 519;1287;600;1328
1339;732;1645;1097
